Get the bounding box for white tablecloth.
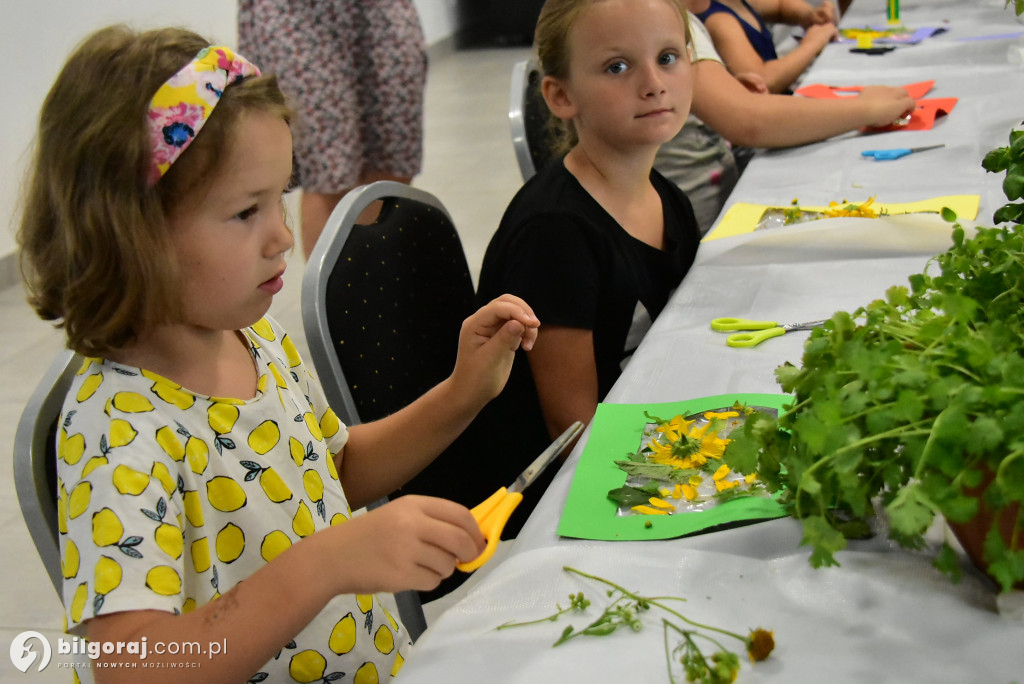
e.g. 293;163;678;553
398;1;1024;680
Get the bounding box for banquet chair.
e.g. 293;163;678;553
301;181;478;639
509;59;556;182
14;348;82;599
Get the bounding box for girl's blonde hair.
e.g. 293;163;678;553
17;25;294;357
533;0;691;155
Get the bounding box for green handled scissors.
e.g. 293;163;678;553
711;317;826;348
456;420;584;573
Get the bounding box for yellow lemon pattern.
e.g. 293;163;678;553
258;466;293;503
354;661;380;684
62;539;80;579
145;565;182;596
56;317;400;680
289;649;328;684
260;530;292;562
329;612;358;655
207;476;247;512
293;500;316;538
216;523;246;563
59;426;86;466
94;555;123;596
112;464;150;496
248;420;281;455
150;461;177;496
373;624;395;655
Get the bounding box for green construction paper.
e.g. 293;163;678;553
557;393;792;541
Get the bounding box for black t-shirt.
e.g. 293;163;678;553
471;159;701;535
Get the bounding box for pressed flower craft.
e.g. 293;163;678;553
703;195;980;241
558;395;791;542
760;196;883;230
608;405;775;517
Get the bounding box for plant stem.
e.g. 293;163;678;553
563;566;747;645
496;607;573;630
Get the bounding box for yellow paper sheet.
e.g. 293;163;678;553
703;195;980;242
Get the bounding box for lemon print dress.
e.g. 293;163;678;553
57;316;409;682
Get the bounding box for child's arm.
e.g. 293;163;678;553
525;325;600;444
690;59;915;146
755;0;836;27
85;495;483;683
337;295;540;509
703;12;837;93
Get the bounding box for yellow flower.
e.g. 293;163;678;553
716;478;740;492
648;416;730;466
747;628;775;662
823;195;879;218
631;504;670;515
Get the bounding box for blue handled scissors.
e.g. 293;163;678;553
861;144;945;161
711;317;826;348
456;420;584;572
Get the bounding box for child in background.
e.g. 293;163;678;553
687;0;838;93
654;10;914;231
476;0;702;471
17;25;538;682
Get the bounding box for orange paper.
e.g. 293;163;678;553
867;97;958;132
794;80;935;100
793;81;956;131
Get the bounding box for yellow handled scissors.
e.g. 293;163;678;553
711;317;826;348
456;420;584;573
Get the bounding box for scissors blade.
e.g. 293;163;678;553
780;319;828;332
908;144;945;154
507;421;584;494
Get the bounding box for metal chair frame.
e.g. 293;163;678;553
14;348;81;599
509;58;538;182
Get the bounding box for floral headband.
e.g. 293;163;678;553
147;45;261;186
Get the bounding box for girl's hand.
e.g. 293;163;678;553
451;294;540;404
330;495;486;593
734;72;769;95
857;85;917;128
809;0;836;25
804;21;839;51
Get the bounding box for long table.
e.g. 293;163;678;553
397;1;1024;681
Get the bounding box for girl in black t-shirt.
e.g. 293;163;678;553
474;0;703;531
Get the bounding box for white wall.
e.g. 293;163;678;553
0;0;458;276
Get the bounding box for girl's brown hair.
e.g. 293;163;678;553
533;0;691;155
17;25;293;357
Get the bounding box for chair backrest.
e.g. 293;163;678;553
509;58;556;182
14;348;82;599
302;181;478;638
302;181;477;428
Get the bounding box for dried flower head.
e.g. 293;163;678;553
747;628;775;662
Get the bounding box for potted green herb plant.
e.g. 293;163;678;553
722;124;1024;594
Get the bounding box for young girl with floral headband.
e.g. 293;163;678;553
17;25;539;681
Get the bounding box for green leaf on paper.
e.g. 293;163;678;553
607;483;662;508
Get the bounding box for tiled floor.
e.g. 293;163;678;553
0;44;531;682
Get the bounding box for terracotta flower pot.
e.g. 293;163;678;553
946;470;1023;592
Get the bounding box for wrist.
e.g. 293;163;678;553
437;373;488;419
